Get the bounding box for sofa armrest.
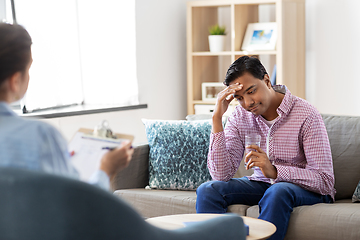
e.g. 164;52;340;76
111;143;149;191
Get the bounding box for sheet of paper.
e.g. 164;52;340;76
68;132;126;181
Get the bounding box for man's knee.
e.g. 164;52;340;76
197;181;222;199
196;181;229;213
260;182;297;205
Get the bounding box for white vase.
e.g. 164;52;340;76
208;35;226;52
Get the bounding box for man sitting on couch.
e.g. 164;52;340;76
196;56;336;240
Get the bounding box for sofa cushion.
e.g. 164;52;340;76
114;189;250;218
322;114;360;200
227;204;250;216
244;201;360;240
142;119;212;190
114;189;198;218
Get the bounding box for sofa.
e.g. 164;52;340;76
112;114;360;240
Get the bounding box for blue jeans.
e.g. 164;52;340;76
196;177;333;240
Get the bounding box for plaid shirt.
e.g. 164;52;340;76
208;85;336;201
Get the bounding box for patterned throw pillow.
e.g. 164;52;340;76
352;181;360;203
142;119;212;190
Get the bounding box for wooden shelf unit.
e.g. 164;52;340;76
186;0;305;115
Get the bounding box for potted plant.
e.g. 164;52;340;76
208;24;226;52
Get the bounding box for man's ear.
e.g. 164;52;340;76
8;72;22;92
263;74;272;88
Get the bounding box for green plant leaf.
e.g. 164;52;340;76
208;24;226;35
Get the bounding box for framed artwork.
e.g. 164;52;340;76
201;82;226;101
241;22;277;51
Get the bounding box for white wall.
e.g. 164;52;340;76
306;0;360;116
0;0;5;20
44;0;360;144
135;0;188;119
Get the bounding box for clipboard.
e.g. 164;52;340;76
68;128;134;181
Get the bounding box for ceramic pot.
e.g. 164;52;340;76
208;35;226;52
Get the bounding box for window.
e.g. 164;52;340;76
6;0;138;112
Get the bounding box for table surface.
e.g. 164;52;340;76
146;213;276;240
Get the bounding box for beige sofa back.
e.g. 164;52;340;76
322;114;360;200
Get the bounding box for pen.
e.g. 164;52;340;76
102;146;133;150
102;147;116;150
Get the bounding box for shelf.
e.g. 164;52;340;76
192;50;276;56
187;0;305;115
189;0;276;7
194;100;239;106
192;51;233;56
193;100;217;104
234;50;277;55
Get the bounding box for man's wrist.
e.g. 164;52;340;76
212;115;224;133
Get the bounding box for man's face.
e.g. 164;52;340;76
230;72;272;117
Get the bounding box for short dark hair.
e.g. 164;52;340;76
0;23;32;86
223;56;268;86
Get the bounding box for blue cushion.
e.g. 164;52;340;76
352;181;360;203
142;119;212;190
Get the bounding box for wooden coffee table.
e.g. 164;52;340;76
146;213;276;240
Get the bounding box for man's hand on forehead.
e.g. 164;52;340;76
229;82;243;90
228;83;243;98
229;82;241;86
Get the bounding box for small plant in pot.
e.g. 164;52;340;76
208;24;226;52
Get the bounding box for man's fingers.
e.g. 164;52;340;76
219;83;242;101
246;144;265;153
120;140;132;148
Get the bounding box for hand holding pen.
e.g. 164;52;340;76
99;141;134;180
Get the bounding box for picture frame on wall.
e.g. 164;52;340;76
241;22;277;51
202;82;226;101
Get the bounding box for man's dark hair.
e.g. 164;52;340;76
223;56;268;86
0;23;32;86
